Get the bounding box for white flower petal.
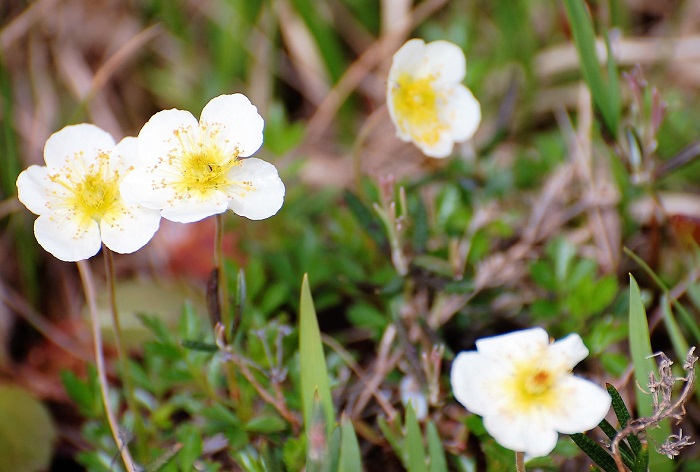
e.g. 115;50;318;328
550;377;611;434
475;328;549;360
113;136;139;168
389;38;426;79
550;334;589;368
161;194;229;223
451;352;504;416
34;214;101;262
101;205;161;254
16;166;51;215
440;85;481;142
415;128;456;158
484;413;558;458
420;40;466;85
226;158;285;220
120;168;175;209
43;123;115;168
200;94;264;157
138;108;199;165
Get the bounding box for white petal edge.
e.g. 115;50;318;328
34;214;101;262
550;376;611;434
415;128;456;158
44;123;115;169
550;334;589;368
200;94;264;158
138;108;199;165
16;166;51;215
388;39;427;81
484;412;559;457
101;205;161;254
119;167;175;209
160;193;229;223
476;328;549;360
226;158;285;220
450;351;504;416
113;136;139;169
440;85;481;143
420;40;466;85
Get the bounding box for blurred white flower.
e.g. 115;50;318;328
450;328;611;458
400;375;428;420
121;94;285;223
387;38;481;158
16;124;161;262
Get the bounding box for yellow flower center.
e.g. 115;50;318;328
169;126;241;199
392;73;445;145
506;361;561;412
51;151;123;228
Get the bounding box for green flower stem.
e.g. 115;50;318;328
214;216;240;404
516;451;526;472
215;214;231;338
76;260;137;472
104;247;145;455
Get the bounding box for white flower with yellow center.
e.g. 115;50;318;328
450;328;611;458
16;124;161;262
387;38;481;158
120;94;284;223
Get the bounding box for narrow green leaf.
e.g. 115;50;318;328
660;295;690;361
412;196;429;254
599;418;634;467
299;274;335;437
632;443;649;472
180;340;219;352
339;416;363;472
404;403;428;472
562;0;619;134
606;384;643;458
570;433;618;472
628;275;672;471
426;421;448;472
344;190;388;249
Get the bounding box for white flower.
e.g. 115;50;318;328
16;124;161;262
400;375;428;420
450;328;611;458
120;94;285;224
387;38;481;158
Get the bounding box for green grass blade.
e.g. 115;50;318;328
628;275;672;471
404;403;428;472
426;421;448;472
338;416;362;472
562;0;619;135
299;274;335;437
660;295;690;361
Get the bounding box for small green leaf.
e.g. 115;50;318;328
180;340;219;352
426;421;448;472
570;433;617;472
299;274;335;436
338;416;362;472
404;403;428;472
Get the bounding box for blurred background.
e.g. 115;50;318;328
4;0;700;470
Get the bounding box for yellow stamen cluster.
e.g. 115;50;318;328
506;359;562;412
392;73;445;145
169;126;241;199
50;151;123;230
